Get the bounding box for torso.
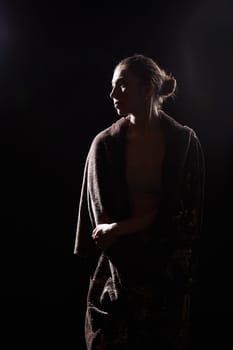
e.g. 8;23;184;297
126;120;165;217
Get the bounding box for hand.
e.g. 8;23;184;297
92;223;117;251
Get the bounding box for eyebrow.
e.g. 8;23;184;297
111;77;125;86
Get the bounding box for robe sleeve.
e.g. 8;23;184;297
73;153;95;258
171;128;205;292
74;133;113;260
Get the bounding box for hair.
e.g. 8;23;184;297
116;54;177;107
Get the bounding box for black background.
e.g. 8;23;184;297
1;0;233;348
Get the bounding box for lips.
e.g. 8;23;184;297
114;101;121;108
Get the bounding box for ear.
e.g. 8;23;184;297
143;83;154;99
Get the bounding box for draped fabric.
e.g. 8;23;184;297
74;111;205;350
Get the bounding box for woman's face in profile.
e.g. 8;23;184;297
110;65;148;116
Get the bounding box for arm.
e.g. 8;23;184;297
92;208;158;250
113;208;158;236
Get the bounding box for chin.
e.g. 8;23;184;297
116;108;128;116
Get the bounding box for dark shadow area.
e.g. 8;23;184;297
1;0;233;348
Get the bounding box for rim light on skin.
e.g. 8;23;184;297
110;65;158;130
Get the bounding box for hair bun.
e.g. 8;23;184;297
160;76;177;97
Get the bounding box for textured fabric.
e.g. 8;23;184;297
74;111;205;350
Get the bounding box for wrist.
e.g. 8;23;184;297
110;222;121;237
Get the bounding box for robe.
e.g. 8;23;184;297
74;111;205;349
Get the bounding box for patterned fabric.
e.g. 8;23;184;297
85;256;191;350
74;111;205;350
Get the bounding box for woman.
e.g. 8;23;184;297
74;54;205;349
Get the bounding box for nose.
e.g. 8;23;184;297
109;86;115;99
110;85;118;100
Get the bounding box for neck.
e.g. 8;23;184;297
126;104;159;131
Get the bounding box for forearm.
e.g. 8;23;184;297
92;209;158;251
112;209;158;237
